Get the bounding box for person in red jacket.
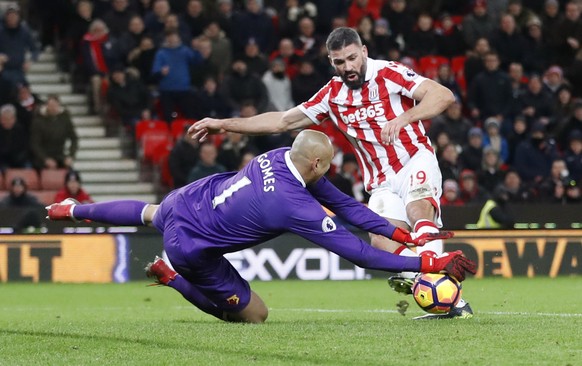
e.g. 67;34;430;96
54;170;94;204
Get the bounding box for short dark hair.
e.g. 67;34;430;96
326;27;362;51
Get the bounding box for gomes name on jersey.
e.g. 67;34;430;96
257;153;276;192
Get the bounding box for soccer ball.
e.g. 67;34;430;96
412;273;462;314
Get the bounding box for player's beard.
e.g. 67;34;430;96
340;64;367;90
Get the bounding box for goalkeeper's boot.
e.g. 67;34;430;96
45;198;81;222
145;256;177;286
388;276;414;295
413;302;474;320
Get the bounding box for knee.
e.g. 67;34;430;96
247;308;268;324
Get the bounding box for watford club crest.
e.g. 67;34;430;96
226;294;240;306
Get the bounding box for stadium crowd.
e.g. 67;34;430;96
1;0;582;207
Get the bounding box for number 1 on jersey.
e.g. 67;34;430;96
212;176;252;208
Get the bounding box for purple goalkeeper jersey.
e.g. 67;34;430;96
154;147;421;273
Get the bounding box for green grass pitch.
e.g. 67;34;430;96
1;278;580;365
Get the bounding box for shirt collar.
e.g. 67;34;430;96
284;150;306;187
364;57;374;82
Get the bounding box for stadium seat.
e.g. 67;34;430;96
451;56;467;92
418;55;449;80
40;169;68;190
4;168;40;190
171;119;196;141
141;130;174;165
135;119;169;142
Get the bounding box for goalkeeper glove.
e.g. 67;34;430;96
419;250;477;282
391;227;455;246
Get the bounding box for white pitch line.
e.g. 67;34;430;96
270;308;582;317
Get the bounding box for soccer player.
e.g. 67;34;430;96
47;130;476;323
191;28;472;319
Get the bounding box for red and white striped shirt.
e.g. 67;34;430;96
298;58;435;192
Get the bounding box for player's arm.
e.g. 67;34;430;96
308;177;453;246
285;204;474;280
189;107;313;142
382;79;455;144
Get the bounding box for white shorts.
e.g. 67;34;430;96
367;150;443;228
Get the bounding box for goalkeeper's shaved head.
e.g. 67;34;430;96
290;130;334;184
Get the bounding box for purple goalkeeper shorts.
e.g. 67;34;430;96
152;191;251;312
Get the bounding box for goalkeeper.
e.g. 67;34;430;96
47;130;476;323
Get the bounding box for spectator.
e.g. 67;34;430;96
194;76;231;119
152;30;202;122
483;117;510;163
432;130;451;155
0;177;44;232
429;100;472;147
15;83;43;132
541;0;563;64
440;179;464;206
54;170;94;204
459;169;488;204
347;0;382;28
519;74;554;128
190;36;219;88
468;51;513;124
553;1;582;68
215;0;235;41
564;130;582;181
144;0;171;37
500;169;534;203
436;12;467;58
128;36;158;85
478;146;505;195
30;96;79;171
522;17;549;74
291;59;325;105
460;127;485;173
103;0;135;37
475;185;515;229
63;0;94;80
107;67;152;128
488;13;527;71
0;62;17;107
269;38;304;80
464;37;490;88
278;1;318;39
155;13;191;46
168;124;199;188
292;16;323;59
513;123;559;185
506;0;537;32
404;13;438;59
187;142;226;182
232;0;275;54
329;153;367;202
462;0;496;48
508;62;528;119
0;104;31;169
221;59;269;113
538;158;571;202
182;0;209;39
117;15;147;65
434;64;463;102
549;84;574;135
81;20;120;114
217;132;253;171
203;21;233;79
556;101;582;150
506;115;529;165
372;17;399;59
263;58;294;112
0;5;39;84
543;65;566;97
240;38;269;78
438;143;462;182
381;0;415;43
